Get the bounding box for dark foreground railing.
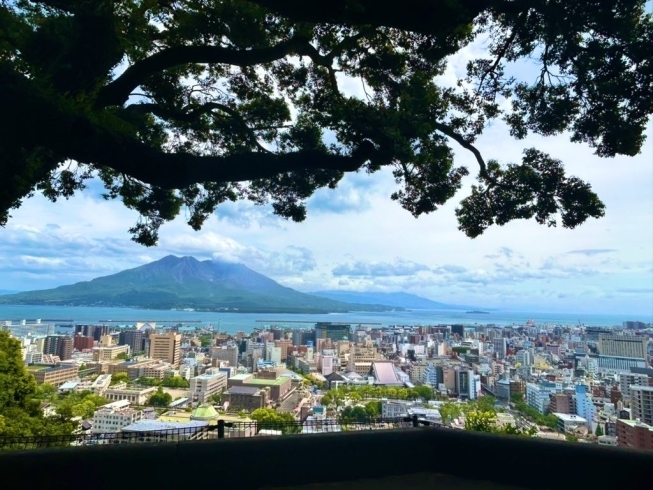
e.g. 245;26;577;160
1;423;651;489
0;417;418;451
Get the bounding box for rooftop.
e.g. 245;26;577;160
244;377;288;386
618;419;653;430
228;386;262;395
121;420;208;433
229;373;253;381
553;413;587;423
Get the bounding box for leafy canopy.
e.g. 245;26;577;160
1;0;651;245
0;331;75;438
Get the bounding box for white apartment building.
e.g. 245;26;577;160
321;355;334;376
526;382;557;414
75;374;112;395
92;402;143;433
189;372;228;403
422;362;438;387
381;400;415;418
468;373;481;400
266;346;282;365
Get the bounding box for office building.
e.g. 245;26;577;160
451;325;464;338
33;365;79;386
623;321;647;330
120;329;145;355
616;419;653;450
226;371;292;402
93;344;130;361
598;334;647;359
631;385;653;426
92;401;143;433
221;386;268;411
348;341;383;375
211;345;239;367
314;323;351;342
493;337;507;360
104;386;157;405
149;332;181;367
189;372;228;403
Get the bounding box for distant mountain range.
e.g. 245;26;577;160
0;290;20;296
0;256;402;314
311;291;471;310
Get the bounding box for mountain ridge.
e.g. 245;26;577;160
310;290;481;310
0;256;400;314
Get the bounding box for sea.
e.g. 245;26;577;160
0;305;650;335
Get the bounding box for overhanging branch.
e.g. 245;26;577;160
1;66;368;192
433;122;494;183
95;38;307;108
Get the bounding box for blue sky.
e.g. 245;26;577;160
2;33;652;318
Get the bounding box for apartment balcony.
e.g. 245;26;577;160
0;426;650;489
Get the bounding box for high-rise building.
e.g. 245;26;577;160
631;385;653;426
574;384;596;429
422;362;438;387
189;372;228;403
120;329;145;355
619;372;651;400
321;355;334;376
211;345;239;368
58;336;73;360
493;337;507;360
75;324;110;342
598;334;647;359
149;332;181;367
274;340;293;361
43;335;73;360
314;323;351;342
451;325;464;338
623;321;647;330
74;334;94;351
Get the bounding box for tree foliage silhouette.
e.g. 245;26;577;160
2;1;651;245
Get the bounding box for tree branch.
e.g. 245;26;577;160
95;38;307;108
126;101;274;153
1;66;368;193
432;121;494;183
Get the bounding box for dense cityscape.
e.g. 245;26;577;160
1;317;651;450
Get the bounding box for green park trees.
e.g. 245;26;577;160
110;372;130;385
2;1;651;245
250;408;300;434
147;387;173;407
0;331;75;438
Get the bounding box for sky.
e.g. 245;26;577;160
2;30;652;319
